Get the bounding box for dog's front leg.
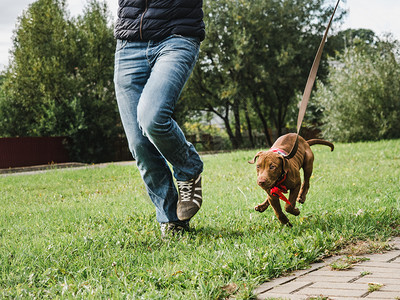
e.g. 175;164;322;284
285;186;301;216
255;197;270;212
298;150;314;204
268;196;292;227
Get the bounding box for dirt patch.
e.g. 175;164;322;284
337;238;396;256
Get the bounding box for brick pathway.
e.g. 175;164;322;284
254;237;400;300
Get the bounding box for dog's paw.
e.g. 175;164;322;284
285;206;300;216
255;204;267;213
297;196;306;204
292;208;300;216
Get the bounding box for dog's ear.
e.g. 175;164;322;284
279;155;289;173
248;151;263;164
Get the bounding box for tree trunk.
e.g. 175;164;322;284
251;92;273;146
224;117;238;149
232;98;243;148
206;104;239;149
244;104;254;148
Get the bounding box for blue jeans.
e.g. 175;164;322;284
114;35;204;224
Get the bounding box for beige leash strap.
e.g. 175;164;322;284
285;0;340;159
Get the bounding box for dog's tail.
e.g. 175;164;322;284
307;139;334;151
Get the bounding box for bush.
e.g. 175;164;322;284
313;40;400;142
182;119;232;151
0;0;120;163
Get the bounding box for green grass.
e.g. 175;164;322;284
1;139;400;299
368;282;383;292
329;256;369;270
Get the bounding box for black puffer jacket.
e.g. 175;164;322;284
114;0;205;41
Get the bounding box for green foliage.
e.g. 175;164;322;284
68;0;120;162
313;39;400;142
182;119;232;151
0;0;120;162
1;140;400;298
328;28;379;53
0;0;75;136
181;0;345;147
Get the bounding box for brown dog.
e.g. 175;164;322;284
249;133;334;226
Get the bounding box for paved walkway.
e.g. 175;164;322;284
254;237;400;300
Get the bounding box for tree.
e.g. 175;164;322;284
313;38;400;142
301;28;380;128
0;0;76;136
328;28;378;52
68;0;120;162
0;0;119;162
181;0;344;148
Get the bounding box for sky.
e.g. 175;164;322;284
1;0;400;71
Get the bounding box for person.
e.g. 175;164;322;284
113;0;205;236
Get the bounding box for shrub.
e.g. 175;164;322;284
0;0;120;163
313;40;400;142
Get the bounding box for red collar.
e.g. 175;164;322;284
270;148;288;156
269;148;291;205
270;172;290;205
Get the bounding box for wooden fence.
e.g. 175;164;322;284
0;137;70;169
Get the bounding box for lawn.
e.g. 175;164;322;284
1;139;400;299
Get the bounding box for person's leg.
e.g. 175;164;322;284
136;35;203;182
136;36;204;221
114;39;182;224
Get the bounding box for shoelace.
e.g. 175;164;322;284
177;176;202;208
177;179;194;202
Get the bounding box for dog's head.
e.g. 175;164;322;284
248;151;288;189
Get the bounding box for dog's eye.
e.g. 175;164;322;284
256;165;260;169
269;164;276;170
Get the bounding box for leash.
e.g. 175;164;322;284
284;0;340;159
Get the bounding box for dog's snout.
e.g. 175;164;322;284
257;177;267;186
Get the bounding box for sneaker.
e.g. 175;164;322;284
176;174;202;221
160;221;190;238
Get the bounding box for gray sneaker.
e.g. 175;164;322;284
160;221;190;238
176;174;202;221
